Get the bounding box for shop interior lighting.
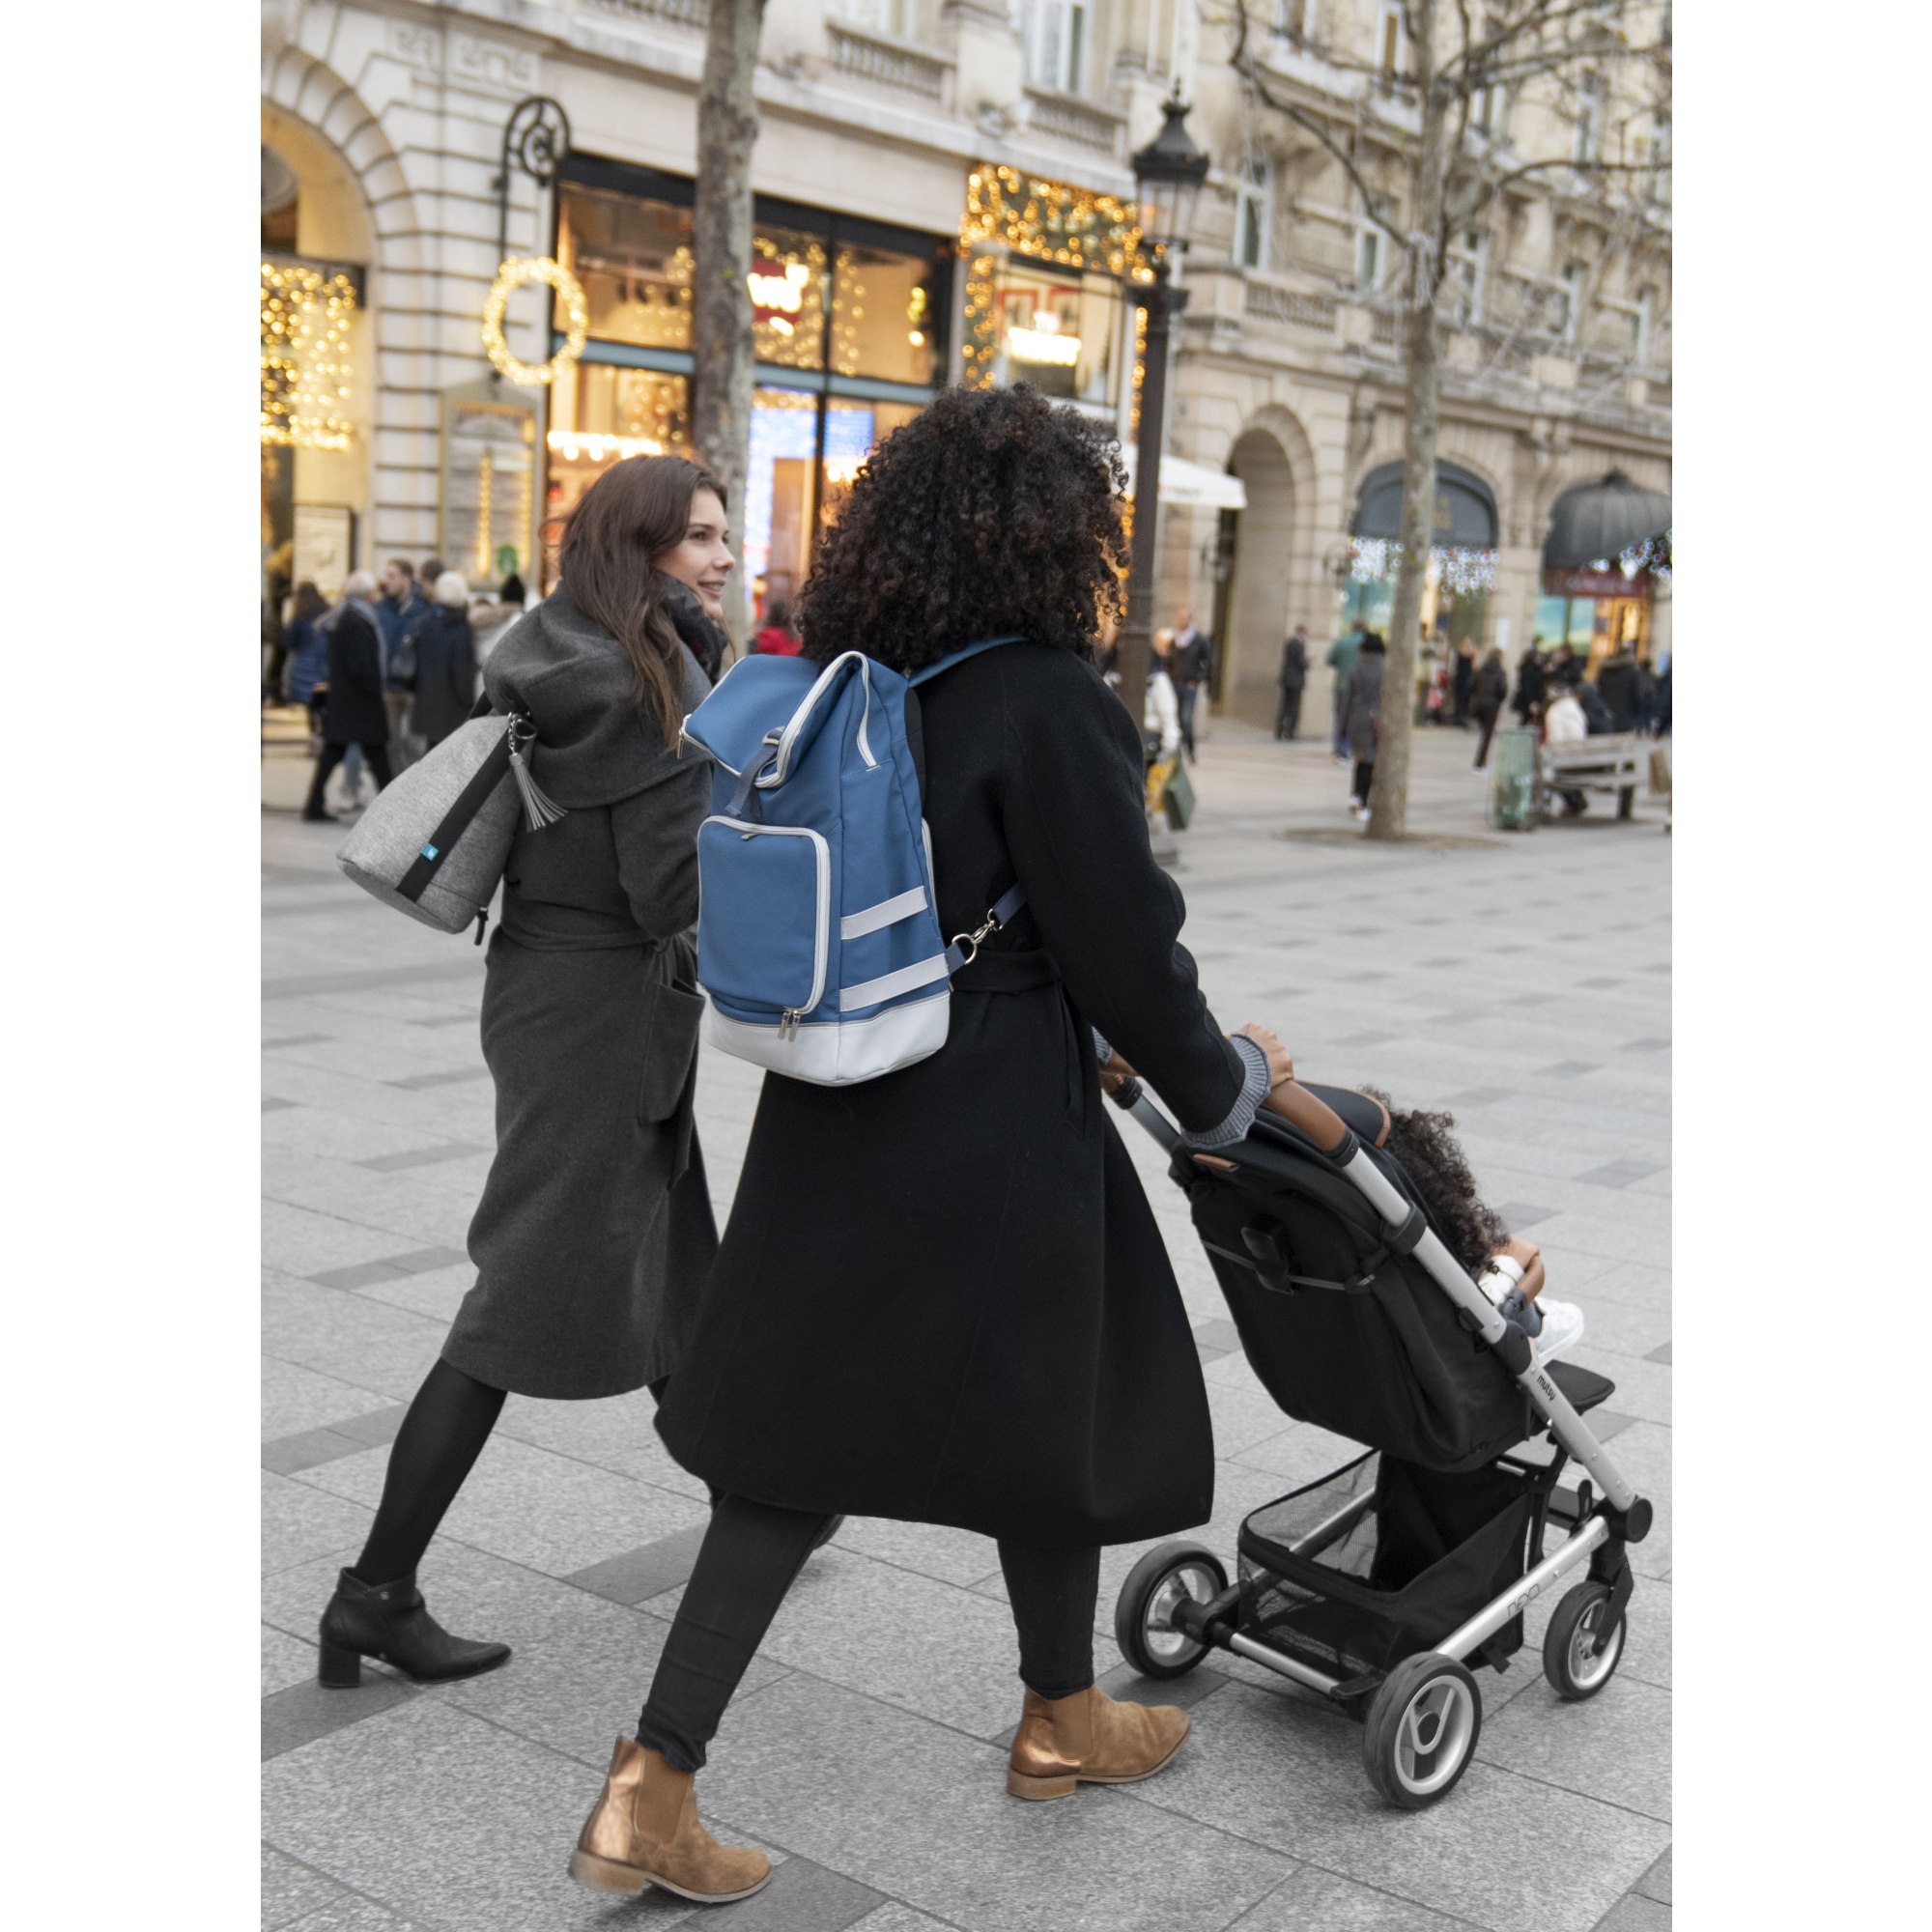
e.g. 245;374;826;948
547;429;666;462
1007;325;1083;366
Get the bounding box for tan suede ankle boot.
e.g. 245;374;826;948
568;1737;772;1902
1006;1685;1191;1801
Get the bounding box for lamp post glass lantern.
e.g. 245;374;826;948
1119;94;1209;772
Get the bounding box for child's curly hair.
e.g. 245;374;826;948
1362;1088;1511;1279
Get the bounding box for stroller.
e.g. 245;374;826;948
1109;1075;1651;1810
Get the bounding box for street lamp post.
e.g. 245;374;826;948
1118;93;1209;746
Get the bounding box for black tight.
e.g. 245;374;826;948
635;1495;1101;1772
351;1358;506;1585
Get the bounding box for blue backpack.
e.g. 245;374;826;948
680;638;1025;1086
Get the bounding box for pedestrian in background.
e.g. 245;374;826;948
377;560;428;759
1471;645;1508;770
1595;641;1642;732
407;572;479;751
313;455;731;1693
1452;638;1476;727
283;582;331;740
1544;679;1590;815
1275;624;1307;740
1345;632;1386;820
497;570;527;611
302;572;391;822
1146;630;1182;761
753;596;801;656
1171;609;1210;763
1326;621;1363;763
1512;641;1548;727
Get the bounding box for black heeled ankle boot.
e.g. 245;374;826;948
318;1569;512;1688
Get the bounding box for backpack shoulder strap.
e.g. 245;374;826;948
905;634;1025;689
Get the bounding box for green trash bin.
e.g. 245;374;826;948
1491;728;1538;832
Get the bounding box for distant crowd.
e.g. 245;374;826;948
265;559;530;820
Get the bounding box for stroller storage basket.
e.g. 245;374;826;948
1238;1452;1546;1684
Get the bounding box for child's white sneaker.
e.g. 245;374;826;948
1532;1299;1585;1363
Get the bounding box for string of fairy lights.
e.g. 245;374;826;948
1350;539;1499;596
260;263;358;449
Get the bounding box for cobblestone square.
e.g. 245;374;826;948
263;722;1670;1931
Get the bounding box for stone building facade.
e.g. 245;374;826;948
262;0;1669;718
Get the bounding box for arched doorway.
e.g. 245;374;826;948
1214;426;1295;724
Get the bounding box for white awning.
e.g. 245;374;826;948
1119;449;1248;510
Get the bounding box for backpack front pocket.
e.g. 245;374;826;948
696;817;830;1026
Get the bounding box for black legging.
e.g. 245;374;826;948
305;740;393;814
352;1358;505;1584
1473;710;1499;767
635;1495;1101;1772
353;1359;680;1587
1353;758;1376;807
1275;688;1302;740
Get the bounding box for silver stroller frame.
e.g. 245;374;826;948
1114;1077;1652;1806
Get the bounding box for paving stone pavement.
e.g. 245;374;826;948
263;718;1670;1932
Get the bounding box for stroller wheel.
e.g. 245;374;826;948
1542;1580;1627;1700
1114;1542;1227;1679
1363;1654;1482;1809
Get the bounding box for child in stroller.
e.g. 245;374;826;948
1101;1037;1649;1810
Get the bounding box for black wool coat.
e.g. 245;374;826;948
321;603;388;746
656;642;1248;1545
409;607;478;748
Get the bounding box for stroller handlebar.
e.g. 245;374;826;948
1261;1081;1352;1156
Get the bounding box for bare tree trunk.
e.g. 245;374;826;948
1367;0;1445;843
693;0;767;650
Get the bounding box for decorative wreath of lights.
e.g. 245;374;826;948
481;256;587;385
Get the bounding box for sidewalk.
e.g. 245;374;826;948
263;715;1670;1932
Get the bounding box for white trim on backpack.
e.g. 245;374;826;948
838;953;950;1013
764;651;877;787
839;886;929;941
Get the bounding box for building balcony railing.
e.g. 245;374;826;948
1022;88;1125;156
1242;278;1340;335
582;0;707;30
826;24;952;102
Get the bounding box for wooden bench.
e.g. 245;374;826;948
1542;731;1645;819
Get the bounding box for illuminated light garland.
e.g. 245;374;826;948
960;165;1153;283
482;256;588;386
1617;526;1672;587
261;262;358;448
961;253;999;389
1350;539;1498;595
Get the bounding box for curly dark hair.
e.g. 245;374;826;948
797;384;1128;673
1362;1088;1510;1279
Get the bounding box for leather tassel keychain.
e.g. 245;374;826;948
506;710;567;832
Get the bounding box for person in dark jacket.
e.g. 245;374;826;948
1344;632;1387;817
1595;646;1642;732
1451;638;1477;726
301;575;392;821
1577;676;1616;734
1171;609;1211;760
1275;624;1308;739
1511;642;1548;726
314;457;733;1697
1470;644;1509;768
565;386;1290;1907
406;572;479;749
282;581;331;733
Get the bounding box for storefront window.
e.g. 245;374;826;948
557;188;695;350
831;243;942;386
746;388;822;608
985;261;1123;408
753;226;829;372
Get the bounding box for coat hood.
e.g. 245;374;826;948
484;589;712;809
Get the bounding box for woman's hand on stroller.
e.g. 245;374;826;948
1236;1024;1295;1090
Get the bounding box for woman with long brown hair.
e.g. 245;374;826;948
313;456;732;1689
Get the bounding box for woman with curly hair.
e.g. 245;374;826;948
566;386;1291;1905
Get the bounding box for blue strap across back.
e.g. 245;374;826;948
907;635;1027;688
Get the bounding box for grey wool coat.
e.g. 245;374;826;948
441;592;719;1400
1345;647;1387;762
